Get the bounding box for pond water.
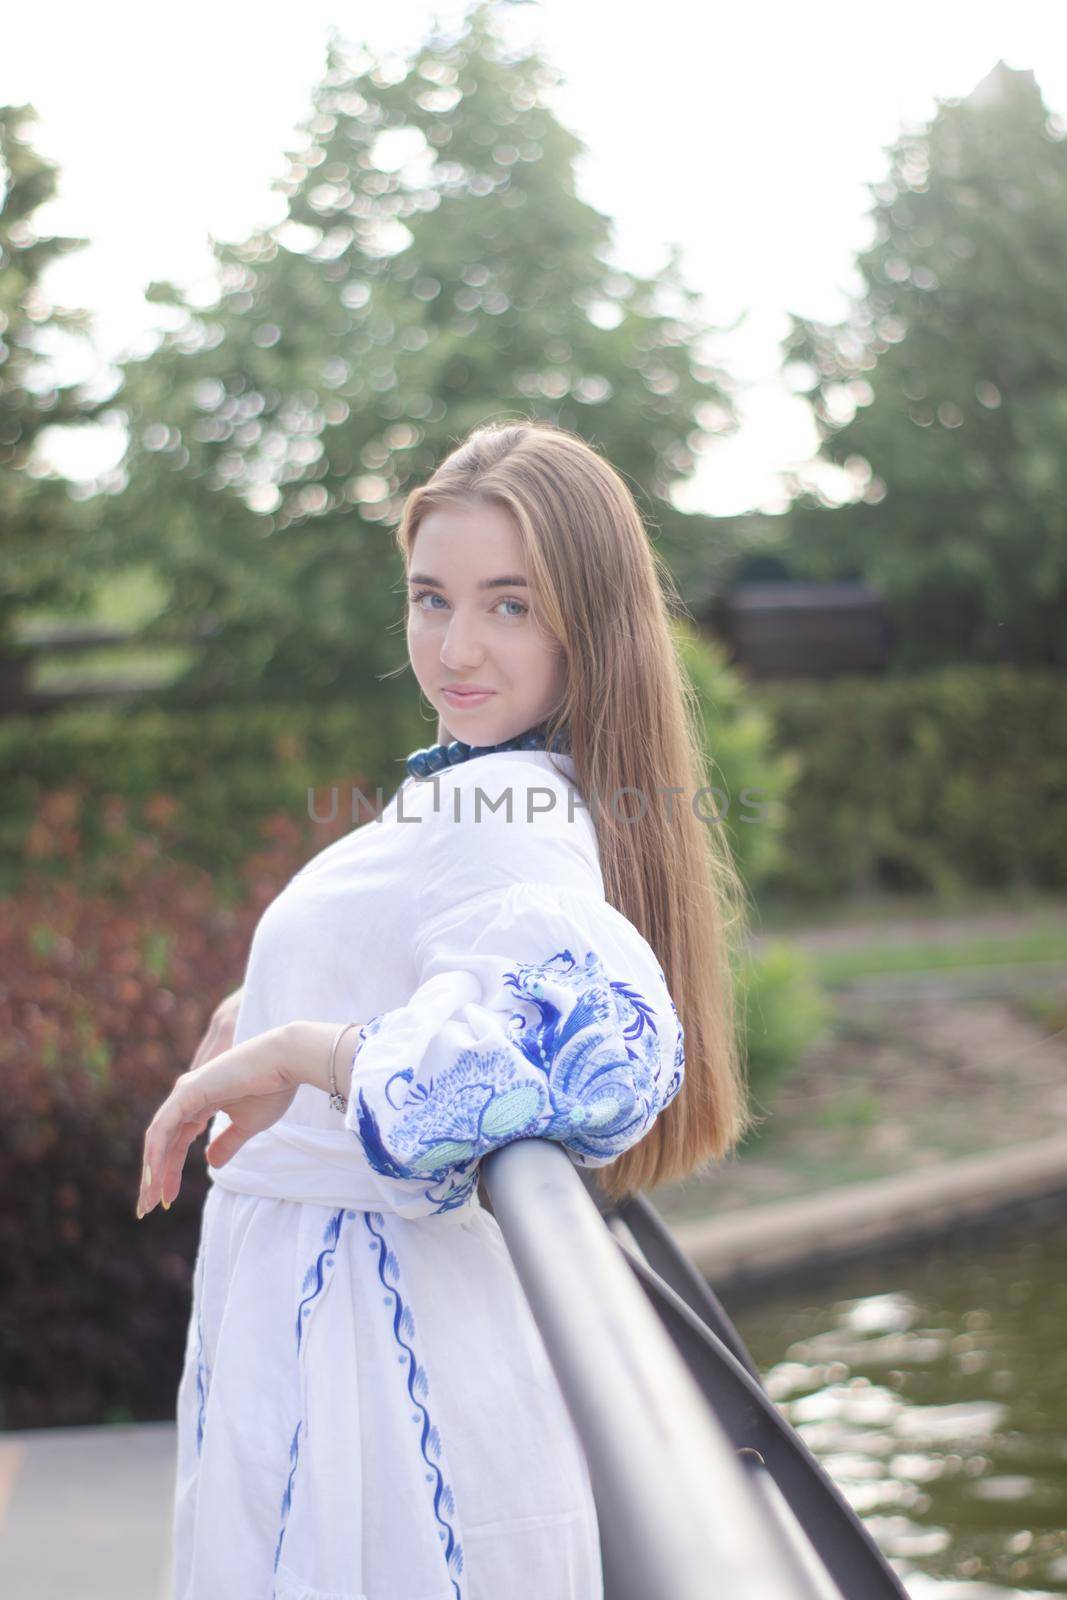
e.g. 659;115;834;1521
728;1223;1067;1600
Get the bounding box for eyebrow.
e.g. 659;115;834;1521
407;572;528;591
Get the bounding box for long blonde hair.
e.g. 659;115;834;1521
394;419;751;1202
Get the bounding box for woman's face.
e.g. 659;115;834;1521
406;499;567;747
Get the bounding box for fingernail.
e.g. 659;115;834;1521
144;1162;152;1187
162;1196;170;1211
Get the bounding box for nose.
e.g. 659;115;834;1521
440;607;487;669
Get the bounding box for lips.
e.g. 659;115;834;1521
441;688;496;712
442;686;496;697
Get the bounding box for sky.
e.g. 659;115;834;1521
3;0;1066;515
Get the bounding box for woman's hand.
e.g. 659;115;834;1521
136;1020;346;1218
137;1027;295;1218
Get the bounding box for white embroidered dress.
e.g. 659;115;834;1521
172;748;684;1600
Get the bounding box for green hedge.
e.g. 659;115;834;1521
0;699;429;900
0;629;795;898
2;663;1063;906
752;665;1067;900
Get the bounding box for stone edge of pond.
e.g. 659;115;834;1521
670;1132;1067;1297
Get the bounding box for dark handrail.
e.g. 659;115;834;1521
613;1189;763;1383
481;1139;840;1600
612;1226;910;1599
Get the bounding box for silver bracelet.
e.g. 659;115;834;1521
328;1022;360;1113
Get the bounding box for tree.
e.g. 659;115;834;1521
780;61;1067;669
0;104;105;671
114;0;739;705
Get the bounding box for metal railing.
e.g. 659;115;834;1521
481;1139;910;1600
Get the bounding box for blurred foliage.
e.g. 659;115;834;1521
106;0;742;705
0;697;426;899
754;664;1067;901
0;795;316;1429
777;62;1067;669
4;663;1063;912
673;619;798;895
0;626;785;893
0;104;108;657
733;939;831;1115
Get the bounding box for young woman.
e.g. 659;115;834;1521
138;420;749;1600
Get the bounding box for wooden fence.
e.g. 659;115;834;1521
1;583;890;718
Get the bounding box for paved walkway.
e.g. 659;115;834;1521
0;1422;175;1599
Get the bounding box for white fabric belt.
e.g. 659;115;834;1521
205;1120;478;1224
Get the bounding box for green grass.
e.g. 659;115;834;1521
808;926;1067;985
813;1086;882;1132
755;887;1067;933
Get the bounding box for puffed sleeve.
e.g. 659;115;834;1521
341;755;685;1215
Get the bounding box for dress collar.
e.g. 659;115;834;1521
405;721;570;780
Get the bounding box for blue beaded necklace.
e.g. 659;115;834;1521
405;720;570;780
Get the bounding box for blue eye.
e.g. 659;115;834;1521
408;590;528;619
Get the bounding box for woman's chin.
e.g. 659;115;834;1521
438;713;520;748
436;701;553;748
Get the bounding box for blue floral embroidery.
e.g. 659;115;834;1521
273;1207;351;1575
661;992;686;1108
353;947;682;1213
273;1420;302;1576
364;1210;464;1598
295;1206;346;1353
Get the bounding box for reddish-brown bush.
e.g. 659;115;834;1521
0;786;351;1429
